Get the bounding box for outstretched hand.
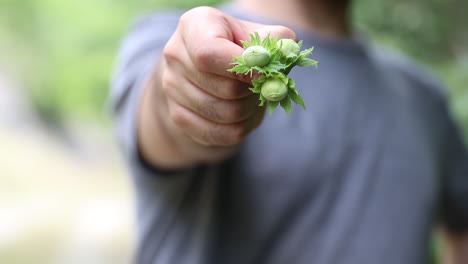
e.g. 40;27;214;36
139;6;296;169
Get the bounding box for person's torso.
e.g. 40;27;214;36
213;37;443;263
130;8;447;264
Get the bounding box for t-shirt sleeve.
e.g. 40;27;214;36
440;107;468;233
109;11;185;175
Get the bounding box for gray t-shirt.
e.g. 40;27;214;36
110;5;468;264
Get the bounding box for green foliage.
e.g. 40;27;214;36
229;33;317;114
0;0;225;123
353;0;468;142
437;61;468;141
353;0;467;62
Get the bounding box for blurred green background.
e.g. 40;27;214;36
1;0;467;133
0;0;466;263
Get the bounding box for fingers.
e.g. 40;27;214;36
158;7;291;148
189;73;253;100
179;7;297;82
166;98;265;147
169;6;298;99
188;37;250;81
163;70;261;124
178;7;250;83
163;40;252;99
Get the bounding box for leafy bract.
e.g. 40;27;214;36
228;32;318;114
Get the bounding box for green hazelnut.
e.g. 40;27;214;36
261;79;288;101
277;39;300;57
242;46;271;67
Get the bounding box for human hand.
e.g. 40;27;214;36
161;6;296;146
139;6;296;168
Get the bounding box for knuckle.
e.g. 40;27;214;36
162;43;177;62
168;103;187;128
204;104;223;122
180;6;221;27
224;81;242;98
223;102;245;123
219;80;248;99
178;10;192;26
277;25;297;41
191;6;221;18
160;71;173;96
226;123;248;145
192;45;213;72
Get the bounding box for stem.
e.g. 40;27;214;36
283;64;294;75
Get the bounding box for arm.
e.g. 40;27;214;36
137;7;296;170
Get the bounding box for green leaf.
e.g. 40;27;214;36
288;88;306;109
267;101;279;114
280;96;292;115
259;94;267;106
297;58;318;67
287;77;295;89
250;32;262;46
276;74;289;84
270;48;283;62
261;61;288;74
227;64;249;74
299;47;314;58
240;40;251;49
250;66;265;74
298;40;303;48
252;75;268;86
233;56;245;64
249;82;262;93
261;33;271;47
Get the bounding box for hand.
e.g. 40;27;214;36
139;6;296;169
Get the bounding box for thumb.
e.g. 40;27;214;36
235;20;298;43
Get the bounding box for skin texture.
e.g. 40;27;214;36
136;1;467;261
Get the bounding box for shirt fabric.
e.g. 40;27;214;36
110;4;468;264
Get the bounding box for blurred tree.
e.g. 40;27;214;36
353;0;468;62
0;0;224;124
353;0;468;139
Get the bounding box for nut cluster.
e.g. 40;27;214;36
228;33;318;114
